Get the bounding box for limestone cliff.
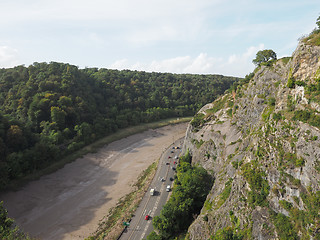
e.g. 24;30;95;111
182;41;320;239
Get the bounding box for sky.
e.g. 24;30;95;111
0;0;319;77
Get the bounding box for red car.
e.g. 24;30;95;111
168;156;171;158
145;215;150;220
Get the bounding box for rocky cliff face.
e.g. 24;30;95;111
182;42;320;239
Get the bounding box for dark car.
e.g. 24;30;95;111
170;177;174;181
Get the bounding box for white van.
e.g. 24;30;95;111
150;188;155;196
166;185;171;192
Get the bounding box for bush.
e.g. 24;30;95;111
268;97;276;106
270;211;298;240
216;178;233;208
190;113;205;129
272;112;282;121
279;200;293;211
293;110;311;122
287;77;295;88
241;162;270;207
147;231;163;240
212;226;245;240
295;158;305;167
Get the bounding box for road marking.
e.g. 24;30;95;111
127;157;168;240
140;180;166;239
127;194;151;240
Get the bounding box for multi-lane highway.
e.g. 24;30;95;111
120;138;183;240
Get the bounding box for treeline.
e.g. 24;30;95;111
148;151;213;240
0;62;239;189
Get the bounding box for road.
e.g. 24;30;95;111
120;138;183;240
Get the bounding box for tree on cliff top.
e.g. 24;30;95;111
252;49;277;66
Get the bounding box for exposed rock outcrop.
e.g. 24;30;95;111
183;41;320;239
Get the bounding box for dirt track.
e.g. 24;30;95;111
1;123;188;240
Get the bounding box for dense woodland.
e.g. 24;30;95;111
0;62;239;189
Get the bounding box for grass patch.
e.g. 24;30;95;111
281;57;291;65
270;210;298;240
190;113;206;131
191;138;205;149
262;106;275;121
207;95;228;114
303;31;320;46
241;161;270;207
204;199;213;211
216;178;233;209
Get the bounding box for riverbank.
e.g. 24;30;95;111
1;121;189;239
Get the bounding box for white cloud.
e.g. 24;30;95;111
0;0;317;76
109;59;130;69
0;0;218;22
109;44;264;77
219;44;265;76
0;0;215;46
0;46;19;68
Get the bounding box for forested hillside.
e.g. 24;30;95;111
0;62;239;189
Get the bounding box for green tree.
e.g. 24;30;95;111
75;122;92;144
252;49;277;66
50;106;66;129
6;125;25;152
146;231;163;240
0;201;32;239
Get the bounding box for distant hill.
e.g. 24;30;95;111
0;63;239;189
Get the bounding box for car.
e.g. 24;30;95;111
160;177;165;182
145;215;150;220
166;185;171;192
169;177;174;181
168;156;171;158
166;162;170;165
150;189;155;196
172;167;176;171
171;151;174;153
